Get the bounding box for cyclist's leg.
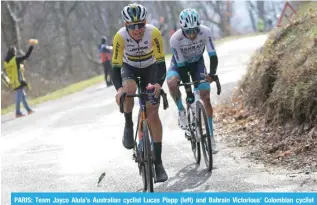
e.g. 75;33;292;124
143;63;168;182
120;63;138;149
192;57;218;153
166;56;188;130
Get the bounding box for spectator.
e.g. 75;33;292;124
3;40;37;118
257;18;265;32
98;36;113;87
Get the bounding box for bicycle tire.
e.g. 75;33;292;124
142;120;154;192
196;101;213;172
186;104;201;164
135;111;147;192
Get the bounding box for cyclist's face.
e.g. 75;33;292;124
183;27;200;40
126;21;146;41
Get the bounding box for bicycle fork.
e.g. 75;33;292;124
134;116;157;182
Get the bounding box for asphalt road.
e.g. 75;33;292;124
1;34;316;205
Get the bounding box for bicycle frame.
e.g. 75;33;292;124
119;77;169;188
134;79;154;156
177;72;221;139
119;78;154;153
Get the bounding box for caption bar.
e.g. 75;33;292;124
11;192;317;205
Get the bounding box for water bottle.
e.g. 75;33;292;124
146;83;159;105
192;89;200;123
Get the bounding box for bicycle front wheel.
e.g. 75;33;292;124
196;101;213;172
187;104;201;164
142;120;154;192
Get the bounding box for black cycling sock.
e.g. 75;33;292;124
154;142;162;164
124;112;133;125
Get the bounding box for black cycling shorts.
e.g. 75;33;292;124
121;63;162;89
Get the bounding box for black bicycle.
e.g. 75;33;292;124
177;73;221;172
119;77;168;192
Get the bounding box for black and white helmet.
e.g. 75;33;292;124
121;3;147;23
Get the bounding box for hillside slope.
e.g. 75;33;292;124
216;6;317;172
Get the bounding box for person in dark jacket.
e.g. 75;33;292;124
3;41;36;118
98;36;113;87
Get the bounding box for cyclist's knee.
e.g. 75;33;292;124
123;79;137;94
167;70;180;86
200;90;211;104
147;104;160;122
167;76;179;90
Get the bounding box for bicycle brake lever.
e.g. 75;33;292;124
160;89;169;110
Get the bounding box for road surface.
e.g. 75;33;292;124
1;34;316;205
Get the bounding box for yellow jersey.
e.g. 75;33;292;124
3;57;21;89
112;24;165;69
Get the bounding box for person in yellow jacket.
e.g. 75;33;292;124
3;41;36;118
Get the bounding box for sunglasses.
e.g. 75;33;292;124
126;22;146;30
183;27;200;35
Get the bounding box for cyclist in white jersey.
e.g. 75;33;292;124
166;8;219;153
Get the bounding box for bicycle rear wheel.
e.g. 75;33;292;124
186;105;201;164
141;120;154;192
196;101;213;171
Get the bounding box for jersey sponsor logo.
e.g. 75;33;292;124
144;40;148;44
180;43;204;52
127;44;134;47
114;42;120;60
136;51;145;55
153;38;161;54
129;46;148;52
208;37;215;50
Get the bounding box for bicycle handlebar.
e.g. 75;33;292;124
177;74;221;95
119;89;169;113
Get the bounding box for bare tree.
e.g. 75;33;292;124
1;1;29;53
246;1;257;32
194;1;235;37
246;1;285;31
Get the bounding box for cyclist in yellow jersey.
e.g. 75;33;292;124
111;3;168;182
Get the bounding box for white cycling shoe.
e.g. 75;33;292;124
178;110;188;130
211;136;219;154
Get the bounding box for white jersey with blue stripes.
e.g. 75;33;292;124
170;25;217;67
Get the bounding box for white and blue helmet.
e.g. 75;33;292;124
179;8;200;30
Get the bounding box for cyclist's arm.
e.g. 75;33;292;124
152;27;166;86
204;27;218;75
111;32;124;90
170;36;186;68
169;36;193;95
